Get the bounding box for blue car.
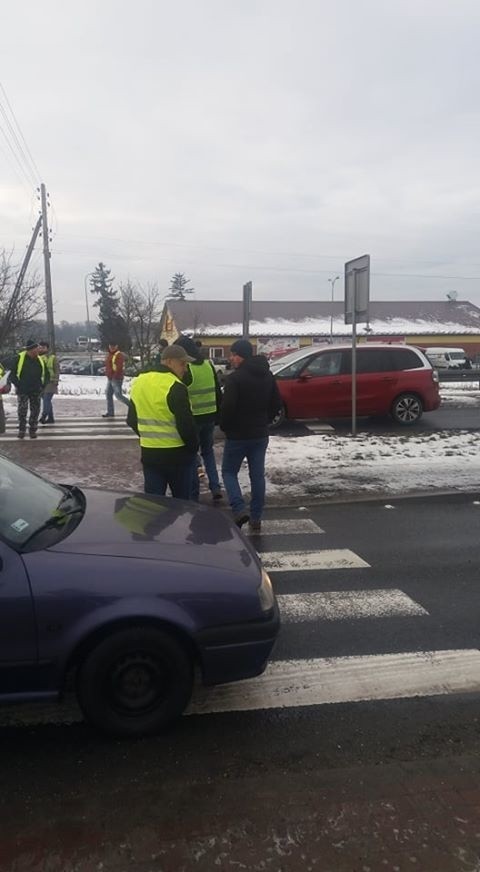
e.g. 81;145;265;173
0;455;279;736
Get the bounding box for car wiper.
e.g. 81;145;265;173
21;486;85;548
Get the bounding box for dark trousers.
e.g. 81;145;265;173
143;461;194;500
222;437;269;521
41;392;54;421
191;419;221;501
18;393;42;434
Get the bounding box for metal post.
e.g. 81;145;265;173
328;276;339;343
40;183;55;350
84;273;94;375
351;270;357;437
242;281;252;339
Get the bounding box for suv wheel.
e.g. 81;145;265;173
76;627;193;737
391;393;423;425
269;404;286;430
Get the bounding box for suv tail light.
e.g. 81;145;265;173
432;369;439;383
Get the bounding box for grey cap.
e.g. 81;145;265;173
160;344;192;362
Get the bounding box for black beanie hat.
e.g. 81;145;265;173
230;339;253;359
176;335;202;360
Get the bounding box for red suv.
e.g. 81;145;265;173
270;343;440;426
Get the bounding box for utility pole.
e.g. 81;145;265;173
40;183;55;350
0;215;43;349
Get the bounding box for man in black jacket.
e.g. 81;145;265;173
220;339;282;532
9;339;48;439
127;345;199;498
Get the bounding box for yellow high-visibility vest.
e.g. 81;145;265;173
16;351;46;381
130;371;186;449
186;361;217;416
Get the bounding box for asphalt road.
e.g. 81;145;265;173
3;494;480;870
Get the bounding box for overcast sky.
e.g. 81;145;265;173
2;0;480;321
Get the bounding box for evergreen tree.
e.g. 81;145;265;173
89;262;130;349
167;272;194;301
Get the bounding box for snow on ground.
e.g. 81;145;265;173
264;431;480;500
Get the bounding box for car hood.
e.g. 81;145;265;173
47;488;260;574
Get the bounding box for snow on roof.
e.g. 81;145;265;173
195;316;480;337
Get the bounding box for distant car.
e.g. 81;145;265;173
212;358;232;385
270;343;441;427
59;358;77;373
0;455;279;737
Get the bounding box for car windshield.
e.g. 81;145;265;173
270;347;320;373
0;455;84;549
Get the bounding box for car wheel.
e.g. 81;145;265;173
269;404;287;430
76;627;193;737
391;393;423;425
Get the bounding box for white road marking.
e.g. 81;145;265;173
261;549;370;571
2;648;479;728
188;649;480;715
0;434;135;441
277;589;428;622
246;519;324;536
304;423;335;433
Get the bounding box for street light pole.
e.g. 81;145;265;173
83;273;94;375
328;275;340;343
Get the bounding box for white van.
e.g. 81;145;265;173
424;347;467;369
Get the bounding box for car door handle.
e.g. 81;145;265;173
381;377;395;382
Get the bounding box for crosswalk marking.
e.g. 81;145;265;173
1;647;476;728
187;649;480;715
1;417;135;441
304;423;335;433
261;549;370;571
246;519;324;536
277;589;428;622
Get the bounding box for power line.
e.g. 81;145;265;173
0;100;37;188
0;118;35;191
0;82;42;183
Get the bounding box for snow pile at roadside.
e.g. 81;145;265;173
261;431;480;500
57;376;132;397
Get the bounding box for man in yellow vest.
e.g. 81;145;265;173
9;339;47;439
127;344;198;498
38;340;59;424
176;335;223;503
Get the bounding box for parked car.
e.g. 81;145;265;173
424;347;468;369
0;455;279;736
269;343;440;427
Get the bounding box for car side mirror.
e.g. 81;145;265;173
298;373;313;382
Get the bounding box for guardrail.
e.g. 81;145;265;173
437;368;480;385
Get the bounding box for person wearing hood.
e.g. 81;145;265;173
176;335;223;503
220;339;282;533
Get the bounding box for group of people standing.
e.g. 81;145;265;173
3;335;282;532
127;336;282;532
0;339;58;438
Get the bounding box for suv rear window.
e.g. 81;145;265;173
388;348;424;371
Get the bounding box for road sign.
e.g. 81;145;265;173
345;254;370;325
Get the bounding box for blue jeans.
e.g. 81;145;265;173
222;437;269;521
191;419;221;501
105;378;129;416
41;392;54;420
143;461;194;500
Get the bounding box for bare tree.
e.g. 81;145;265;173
0;249;44;350
119;280;163;367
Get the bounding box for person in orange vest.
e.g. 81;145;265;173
9;339;48;439
102;342;130;418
